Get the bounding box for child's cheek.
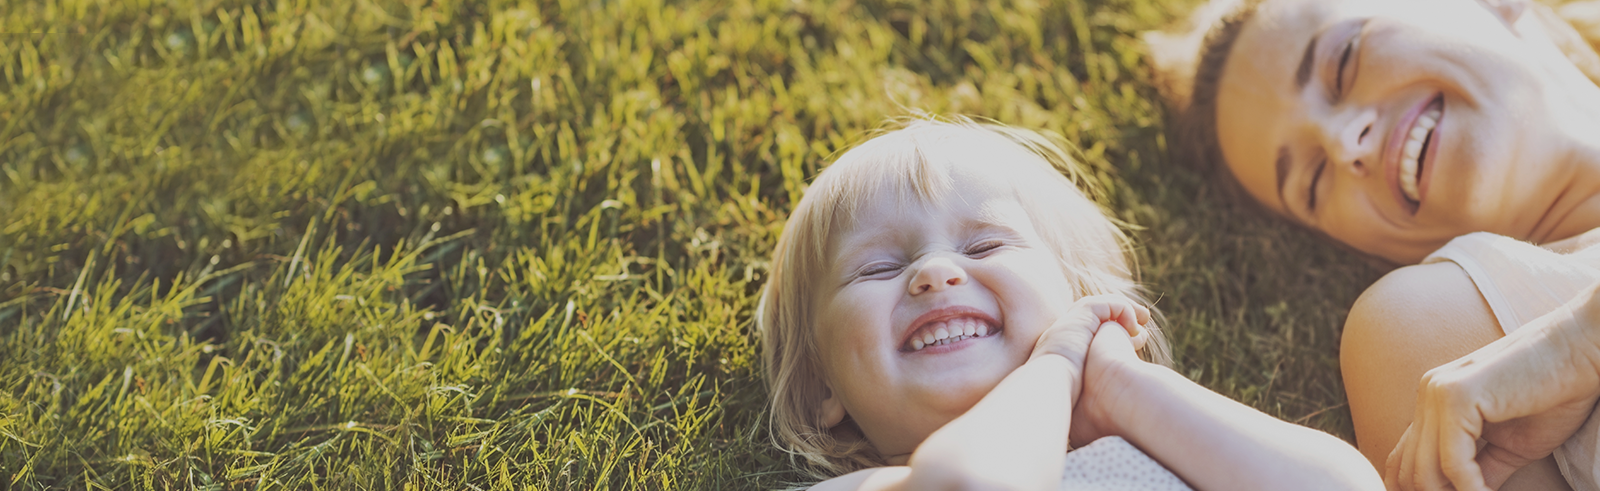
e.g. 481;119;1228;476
992;249;1075;338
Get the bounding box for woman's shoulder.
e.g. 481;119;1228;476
1344;261;1504;359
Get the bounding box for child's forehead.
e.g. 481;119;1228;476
826;184;1036;255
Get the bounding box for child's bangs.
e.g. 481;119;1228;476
810;130;956;245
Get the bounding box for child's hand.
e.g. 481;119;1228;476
1070;316;1149;445
1030;295;1150;367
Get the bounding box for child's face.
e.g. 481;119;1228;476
811;162;1079;462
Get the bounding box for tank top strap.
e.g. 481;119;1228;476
1420;232;1600;335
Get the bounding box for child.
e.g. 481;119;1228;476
757;118;1381;490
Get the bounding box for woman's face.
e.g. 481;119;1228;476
1216;0;1590;263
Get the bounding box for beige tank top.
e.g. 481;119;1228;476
1422;232;1600;490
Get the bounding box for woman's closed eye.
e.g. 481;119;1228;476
1308;157;1328;213
1334;38;1355;96
1330;19;1367;99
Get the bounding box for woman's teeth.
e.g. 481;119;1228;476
1400;102;1442;203
908;318;992;351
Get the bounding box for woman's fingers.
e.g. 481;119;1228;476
1389;368;1496;491
1385;424;1412;491
1420;399;1459;491
1475;443;1528;490
1439;414;1490;491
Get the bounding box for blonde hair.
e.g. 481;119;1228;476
757;117;1172;480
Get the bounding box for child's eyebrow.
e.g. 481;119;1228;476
964;205;1024;236
831;233;894;267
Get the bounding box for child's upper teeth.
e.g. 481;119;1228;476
1400;104;1441;203
908;318;995;351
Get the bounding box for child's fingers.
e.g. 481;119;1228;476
1127;323;1149;351
1102;299;1149;337
1090;320;1137;358
1072;296;1150;334
1090;302;1111;322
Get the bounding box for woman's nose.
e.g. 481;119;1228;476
1321;108;1379;177
908;257;967;295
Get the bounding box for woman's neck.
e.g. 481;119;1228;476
1533;74;1600;244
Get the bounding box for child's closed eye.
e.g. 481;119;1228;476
964;239;1005;256
856;262;904;278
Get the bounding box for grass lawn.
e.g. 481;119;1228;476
0;0;1386;488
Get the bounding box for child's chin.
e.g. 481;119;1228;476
916;367;1013;406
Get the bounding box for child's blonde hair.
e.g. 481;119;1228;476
758;117;1172;479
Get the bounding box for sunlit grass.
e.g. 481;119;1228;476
1;0;1382;488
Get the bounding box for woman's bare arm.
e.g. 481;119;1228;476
1342;262;1571;490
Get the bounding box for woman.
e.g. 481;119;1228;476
1158;0;1600;489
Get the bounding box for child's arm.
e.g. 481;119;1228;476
811;296;1147;491
1072;325;1384;491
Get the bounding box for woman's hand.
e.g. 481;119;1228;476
1387;283;1600;491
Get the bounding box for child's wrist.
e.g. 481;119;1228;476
1081;355;1160;435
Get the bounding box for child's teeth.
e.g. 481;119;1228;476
907;318;1002;351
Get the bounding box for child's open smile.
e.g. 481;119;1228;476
899;305;1000;353
810;160;1080;461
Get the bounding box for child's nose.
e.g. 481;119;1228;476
909;257;967;295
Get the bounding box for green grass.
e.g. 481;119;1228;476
0;0;1385;488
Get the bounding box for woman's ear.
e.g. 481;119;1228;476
1562;1;1600;46
818;384;847;428
1549;1;1600;85
1142;0;1249;111
1479;0;1530;31
1143;29;1202;111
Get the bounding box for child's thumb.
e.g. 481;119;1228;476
1090;321;1140;358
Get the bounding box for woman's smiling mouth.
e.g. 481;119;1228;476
1400;97;1443;205
1389;94;1444;213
